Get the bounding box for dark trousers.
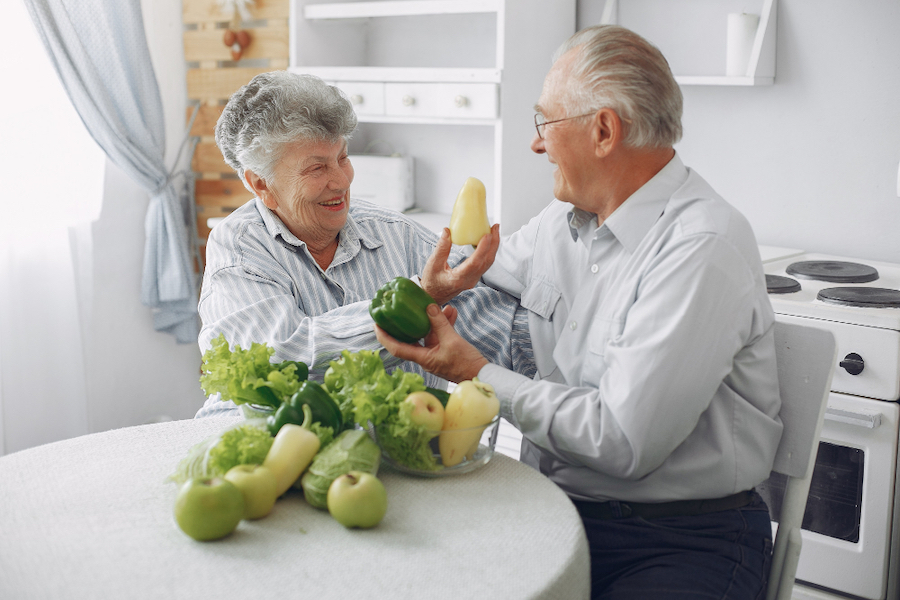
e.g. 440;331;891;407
580;492;773;600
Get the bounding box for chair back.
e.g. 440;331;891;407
765;321;837;600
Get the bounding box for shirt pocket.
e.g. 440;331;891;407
582;314;625;387
520;278;560;321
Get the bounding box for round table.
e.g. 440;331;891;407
0;417;590;599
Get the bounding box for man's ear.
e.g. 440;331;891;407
244;170;277;210
592;108;624;158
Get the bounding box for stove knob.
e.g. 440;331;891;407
839;353;865;376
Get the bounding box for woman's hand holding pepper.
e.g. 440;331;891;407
375;303;488;384
420;225;500;305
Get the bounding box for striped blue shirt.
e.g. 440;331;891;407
195;197;533;418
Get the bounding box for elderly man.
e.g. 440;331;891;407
378;25;782;599
195;71;533;418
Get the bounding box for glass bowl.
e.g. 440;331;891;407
370;415;500;478
240;404;275;420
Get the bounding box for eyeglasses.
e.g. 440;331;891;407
533;112;596;139
533;111;632;139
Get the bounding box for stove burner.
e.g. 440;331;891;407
817;287;900;308
786;260;879;283
766;274;801;294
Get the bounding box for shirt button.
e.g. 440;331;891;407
590;264;599;274
570;321;577;330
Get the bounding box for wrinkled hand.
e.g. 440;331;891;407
420;225;500;305
375;303;488;384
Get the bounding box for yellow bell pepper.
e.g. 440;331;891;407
439;378;500;467
448;177;491;247
263;404;321;496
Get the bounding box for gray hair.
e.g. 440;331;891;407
553;25;682;148
215;71;358;184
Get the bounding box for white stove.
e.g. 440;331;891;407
764;253;900;402
758;248;900;600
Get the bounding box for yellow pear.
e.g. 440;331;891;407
448;177;491;247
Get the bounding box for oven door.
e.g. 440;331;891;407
759;392;899;600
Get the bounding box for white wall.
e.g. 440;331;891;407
577;0;900;264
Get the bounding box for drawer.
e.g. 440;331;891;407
332;81;385;116
384;83;498;119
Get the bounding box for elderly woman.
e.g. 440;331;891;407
195;71;532;417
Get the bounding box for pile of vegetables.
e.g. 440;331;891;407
324;349;447;471
170;336;387;540
169;332;497;542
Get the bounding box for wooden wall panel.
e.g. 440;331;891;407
183;0;289;24
195;180;254;249
196;180;253;207
183;0;290;253
187;105;223;138
183;25;289;62
187;67;273;103
192;141;233;174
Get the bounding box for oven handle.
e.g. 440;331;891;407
824;407;882;429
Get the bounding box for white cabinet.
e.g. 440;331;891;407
384;82;498;120
338;81;385;116
289;0;576;233
602;0;777;86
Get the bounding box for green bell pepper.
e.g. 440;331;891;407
267;402;305;436
276;360;309;382
369;277;436;343
425;386;451;408
288;381;343;433
267;381;342;436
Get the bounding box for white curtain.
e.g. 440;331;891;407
0;0;105;454
22;0;200;343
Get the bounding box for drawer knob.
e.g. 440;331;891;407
350;94;364;105
454;95;469;108
402;95;416;107
839;353;865;376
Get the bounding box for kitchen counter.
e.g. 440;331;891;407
0;416;590;600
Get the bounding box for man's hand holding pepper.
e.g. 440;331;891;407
420;225;500;305
375;303;488;384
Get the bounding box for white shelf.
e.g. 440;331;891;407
404;210;451;234
290;0;576;233
675;75;774;87
290;66;501;83
602;0;777;86
304;0;502;19
353;114;498;126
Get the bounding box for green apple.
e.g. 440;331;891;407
326;471;388;529
174;477;244;541
224;464;278;520
404;391;444;435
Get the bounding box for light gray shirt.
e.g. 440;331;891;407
479;154;782;503
196;198;533;418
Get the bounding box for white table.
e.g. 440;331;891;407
0;417;590;600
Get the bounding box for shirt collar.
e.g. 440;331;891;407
567;208;597;242
566;153;688;252
255;197;384;253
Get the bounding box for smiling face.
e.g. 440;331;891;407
247;137;354;251
531;48;597;210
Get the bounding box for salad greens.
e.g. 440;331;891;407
199;333;308;409
306;421;334;450
168;420;274;484
323;350;441;471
